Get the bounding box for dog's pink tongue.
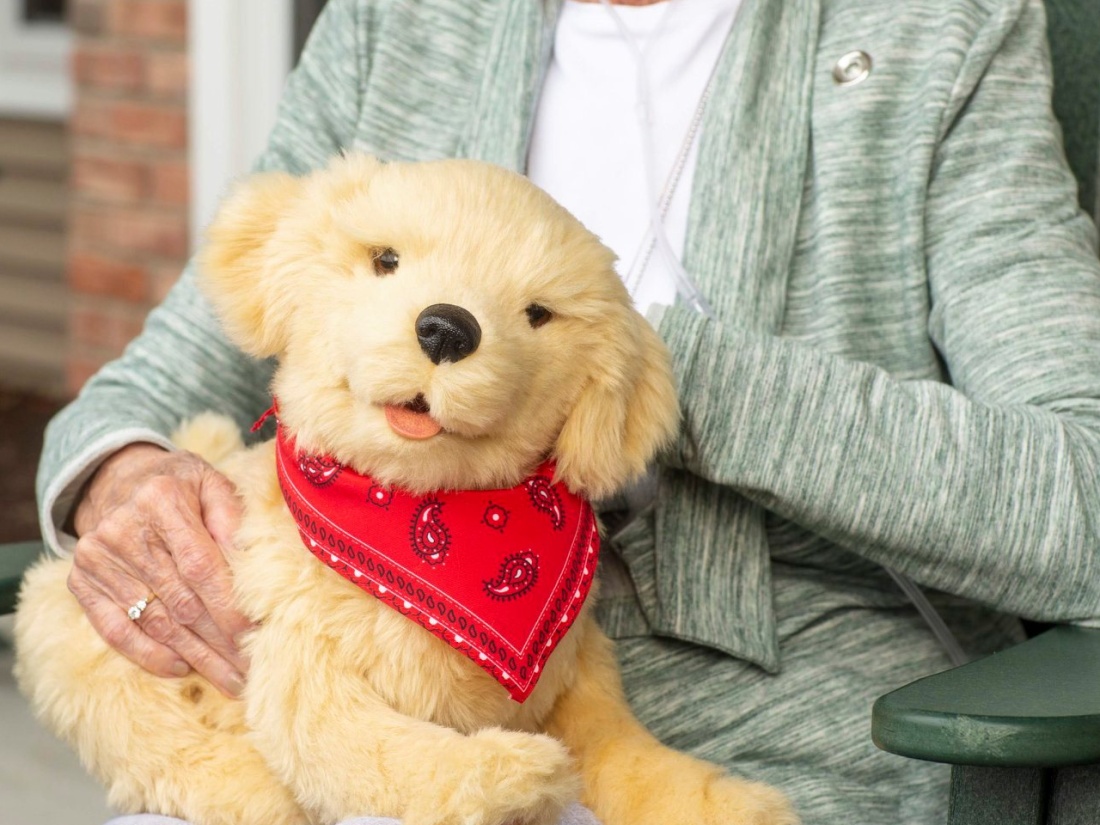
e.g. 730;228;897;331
385;405;443;440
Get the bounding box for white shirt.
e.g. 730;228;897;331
527;0;743;314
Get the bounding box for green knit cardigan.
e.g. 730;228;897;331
37;0;1100;672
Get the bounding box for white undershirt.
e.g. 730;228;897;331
527;0;742;314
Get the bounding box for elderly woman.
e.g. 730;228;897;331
34;0;1100;822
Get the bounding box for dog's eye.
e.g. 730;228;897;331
525;303;553;329
372;248;399;276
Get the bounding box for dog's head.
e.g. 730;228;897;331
200;154;679;499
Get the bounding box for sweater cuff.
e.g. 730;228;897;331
39;428;176;557
655;303;721;468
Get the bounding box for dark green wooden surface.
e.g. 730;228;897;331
0;540;41;615
873;626;1100;768
943;765;1100;824
1047;764;1100;825
1046;0;1100;219
948;767;1046;825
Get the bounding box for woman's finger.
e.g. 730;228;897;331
154;491;252;669
74;540;245;697
67;561;189;679
108;478;250;674
81;497;249;678
196;467;255;645
200;463;244;557
70;444;254;687
131;598;245;698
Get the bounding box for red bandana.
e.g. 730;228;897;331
272;421;600;702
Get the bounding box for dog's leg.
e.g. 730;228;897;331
171;411;246;465
244;616;579;825
544;626;799;825
14;558;307;825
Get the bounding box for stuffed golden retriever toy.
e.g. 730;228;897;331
15;155;796;825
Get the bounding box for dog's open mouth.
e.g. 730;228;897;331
383;394;443;440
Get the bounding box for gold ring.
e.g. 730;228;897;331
127;594;157;622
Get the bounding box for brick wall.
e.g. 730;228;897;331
67;0;188;393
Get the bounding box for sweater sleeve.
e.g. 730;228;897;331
657;0;1100;623
35;0;366;555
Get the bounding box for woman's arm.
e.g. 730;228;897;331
37;0;367;556
659;0;1100;622
32;0;368;689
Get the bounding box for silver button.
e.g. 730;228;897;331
833;50;872;87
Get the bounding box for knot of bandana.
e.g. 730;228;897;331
273;421;600;702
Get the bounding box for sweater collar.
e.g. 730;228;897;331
460;0;561;171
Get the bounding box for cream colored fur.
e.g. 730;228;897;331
15;155;797;825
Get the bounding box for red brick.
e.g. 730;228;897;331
67;354;109;394
71;0;106;36
71;306;106;347
149;262;184;303
72;100;187;149
73;46;146;93
149;159;188;205
111;101;187;148
73;207;189;260
70;100;113;139
146;51;188;99
68;251;150;302
108;0;187;44
71;304;147;351
72;155;148;203
65;0;193;388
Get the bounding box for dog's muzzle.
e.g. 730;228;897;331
416;304;481;364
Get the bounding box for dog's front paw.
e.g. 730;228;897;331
697;774;799;825
406;728;578;825
588;747;798;825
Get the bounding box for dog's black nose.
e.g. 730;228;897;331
416;304;482;365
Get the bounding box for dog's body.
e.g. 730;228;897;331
15;156;797;825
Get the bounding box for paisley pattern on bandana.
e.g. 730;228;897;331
298;454;341;486
410;499;450;565
273;421;600;702
524;476;565;530
484;552;540;601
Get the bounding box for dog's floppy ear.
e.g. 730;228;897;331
199;171;304;357
555;312;680;500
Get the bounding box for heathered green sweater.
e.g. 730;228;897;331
32;0;1100;817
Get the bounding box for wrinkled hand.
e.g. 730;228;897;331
69;443;252;697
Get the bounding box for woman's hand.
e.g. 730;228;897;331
69;443;253;697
